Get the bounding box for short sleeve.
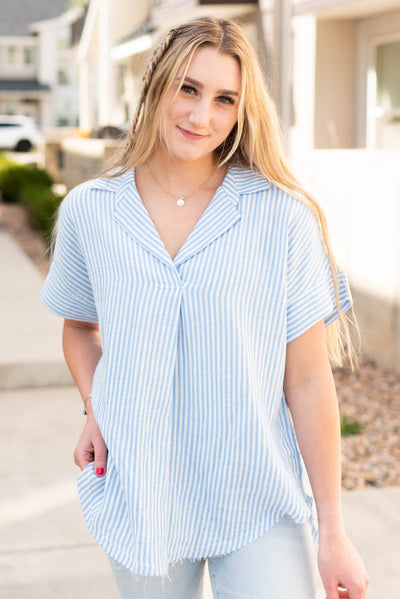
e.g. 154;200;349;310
41;194;98;323
286;202;351;344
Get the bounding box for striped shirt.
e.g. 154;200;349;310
41;164;351;576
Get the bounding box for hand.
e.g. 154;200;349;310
318;531;369;598
73;398;108;477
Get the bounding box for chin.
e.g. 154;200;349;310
170;148;212;163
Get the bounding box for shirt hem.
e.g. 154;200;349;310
85;509;314;578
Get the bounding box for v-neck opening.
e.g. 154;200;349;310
130;166;232;264
112;165;242;269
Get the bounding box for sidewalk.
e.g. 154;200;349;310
0;229;399;598
0;227;72;389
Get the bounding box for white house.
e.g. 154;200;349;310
0;1;85;130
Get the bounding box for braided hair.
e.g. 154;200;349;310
131;28;178;134
115;28;178;166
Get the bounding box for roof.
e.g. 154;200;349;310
0;79;51;92
0;0;69;36
116;19;155;47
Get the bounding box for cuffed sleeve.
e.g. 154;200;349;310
41;193;98;323
286;202;351;344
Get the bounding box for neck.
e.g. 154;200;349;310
148;148;217;188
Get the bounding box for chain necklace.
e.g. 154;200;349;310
146;163;218;207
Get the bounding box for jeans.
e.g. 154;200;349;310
108;516;317;598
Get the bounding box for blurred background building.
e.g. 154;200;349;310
0;1;86;129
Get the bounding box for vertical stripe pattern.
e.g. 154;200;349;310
41;165;352;576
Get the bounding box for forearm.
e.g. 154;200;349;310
284;322;369;597
285;365;345;535
284;321;345;534
62;319;103;404
64;319;107;474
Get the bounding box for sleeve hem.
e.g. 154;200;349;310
41;293;99;324
286;297;352;345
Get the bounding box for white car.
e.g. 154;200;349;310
0;115;44;152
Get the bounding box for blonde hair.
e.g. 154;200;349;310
102;16;358;367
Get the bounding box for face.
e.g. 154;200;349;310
158;46;241;165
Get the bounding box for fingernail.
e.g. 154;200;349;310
96;468;105;476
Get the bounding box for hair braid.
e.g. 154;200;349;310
131;28;177;134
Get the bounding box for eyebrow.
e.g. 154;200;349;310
178;76;240;97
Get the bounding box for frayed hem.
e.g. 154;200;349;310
109;554;205;587
109;556;174;588
106;512;315;578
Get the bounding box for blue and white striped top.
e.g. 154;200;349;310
41;165;351;577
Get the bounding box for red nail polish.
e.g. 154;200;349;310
96;468;105;476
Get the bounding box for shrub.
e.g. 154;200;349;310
20;184;62;241
0;158;61;241
0;154;13;170
0;162;53;203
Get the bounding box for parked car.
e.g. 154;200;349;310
0;115;44;152
89;124;128;139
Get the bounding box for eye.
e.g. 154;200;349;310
217;95;236;106
180;85;197;96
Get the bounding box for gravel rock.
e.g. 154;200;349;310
1;202;399;491
335;362;400;490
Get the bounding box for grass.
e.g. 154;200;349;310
341;414;364;437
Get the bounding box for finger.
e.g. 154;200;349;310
73;446;94;471
325;584;340;599
325;585;348;599
93;440;108;476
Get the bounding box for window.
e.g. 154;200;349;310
7;46;16;64
23;48;33;64
57;69;69;85
375;40;400;149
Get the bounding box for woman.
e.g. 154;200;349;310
41;16;369;599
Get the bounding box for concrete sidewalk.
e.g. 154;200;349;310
0;229;399;598
0;228;72;390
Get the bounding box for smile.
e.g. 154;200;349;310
178;127;207;140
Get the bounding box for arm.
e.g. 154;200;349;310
284;320;369;599
63;319;108;477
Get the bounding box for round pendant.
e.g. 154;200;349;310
176;198;185;207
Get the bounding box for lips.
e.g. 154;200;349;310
178;126;207;140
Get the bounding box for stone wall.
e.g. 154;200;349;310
44;137;122;186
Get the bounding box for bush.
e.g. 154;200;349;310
0;162;53;203
20;184;62;241
0;158;62;241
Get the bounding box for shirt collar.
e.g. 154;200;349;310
85;164;271;201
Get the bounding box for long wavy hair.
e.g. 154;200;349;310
102;16;358;367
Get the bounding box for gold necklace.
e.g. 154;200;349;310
146;163;218;207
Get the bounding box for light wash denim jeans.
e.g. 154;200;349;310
108;516;317;598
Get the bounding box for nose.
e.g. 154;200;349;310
188;98;211;129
